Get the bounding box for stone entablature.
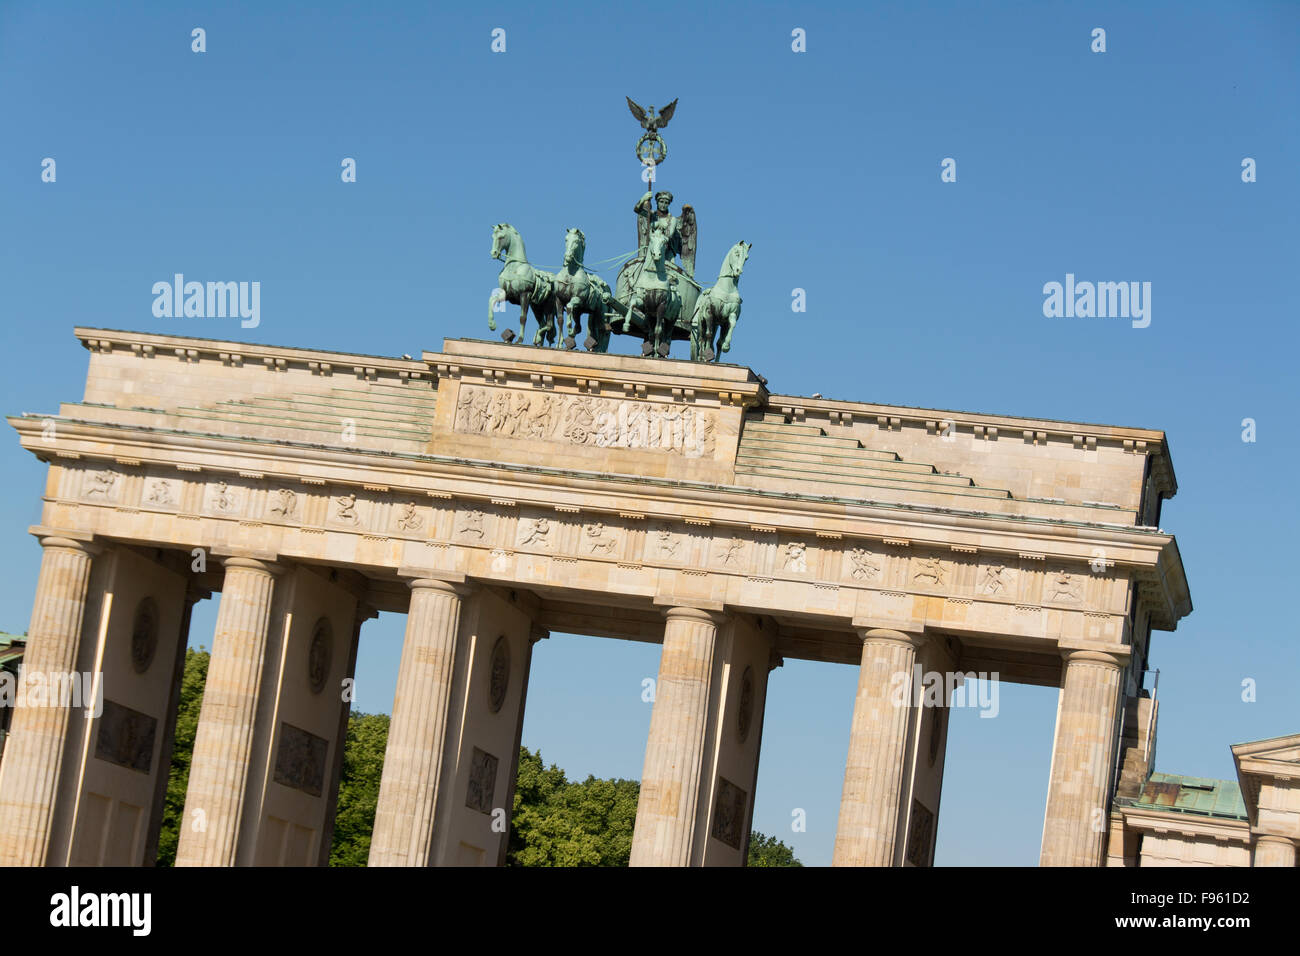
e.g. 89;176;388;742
15;444;1183;663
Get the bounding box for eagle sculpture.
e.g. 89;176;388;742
626;96;678;134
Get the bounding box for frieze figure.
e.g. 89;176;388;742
335;493;359;525
395;502;423;532
520;517;551;547
458;509;486;539
784;542;807;573
146;479;174;506
914;556;946;586
86;469;118;498
213;480;237;513
269;488;297;518
849;547;881;581
982;563;1008;594
1046;569;1082;603
718;536;746;567
585;522;618;555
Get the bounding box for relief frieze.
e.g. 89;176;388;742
453;385;716;458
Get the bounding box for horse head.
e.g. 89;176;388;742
563;228;586;269
722;240;751;279
646;228;669;270
492;223;523;262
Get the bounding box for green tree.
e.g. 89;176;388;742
328;711;389;866
746;830;803;867
507;748;640;866
155;646;208;867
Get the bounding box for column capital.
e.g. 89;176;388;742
663;606;724;627
221;555;282;576
407;577;472;600
529;624;551;644
855;627;926;651
1060;648;1127;670
1252;831;1296;846
29;527;100;556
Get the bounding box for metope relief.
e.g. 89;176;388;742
331;493;361;527
715;534;748;569
394;501;424;533
82;468;121;502
517;516;553;550
453;385;716;458
783;541;807;574
204;480;242;516
652;524;681;561
1044;566;1083;605
912;555;948;589
456;508;487;541
978;560;1015;597
583;522;619;556
144;478;176;508
846;547;882;583
268;488;298;520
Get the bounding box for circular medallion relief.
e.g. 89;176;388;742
308;618;332;695
488;636;511;713
737;665;755;742
130;597;159;674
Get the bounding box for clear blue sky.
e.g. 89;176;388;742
1;1;1296;866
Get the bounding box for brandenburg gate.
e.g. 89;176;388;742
0;324;1190;866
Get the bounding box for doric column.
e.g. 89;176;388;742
368;579;467;867
1040;649;1124;867
1253;834;1297;867
0;535;96;866
833;628;925;867
175;557;279;867
630;606;721;867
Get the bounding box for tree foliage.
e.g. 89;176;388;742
746;830;804;867
507;747;640;866
327;711;389;866
155;646;208;867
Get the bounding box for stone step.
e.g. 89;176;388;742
211;399;426;433
738;434;909;463
175;405;430;441
735;463;1011;499
247;395;434;427
742;419;841;440
734;452;974;487
734;466;1014;506
741;422;866;451
326;385;437;407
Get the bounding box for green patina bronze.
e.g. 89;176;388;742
486;97;751;362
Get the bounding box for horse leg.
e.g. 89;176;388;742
514;296;528;344
718;309;738;359
564;298;578;350
654;306;670;358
